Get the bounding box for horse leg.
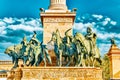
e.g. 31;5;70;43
87;55;91;67
43;57;46;67
90;57;94;67
13;58;18;68
81;53;86;67
74;53;78;66
55;54;59;66
93;58;96;67
45;49;52;64
59;50;62;67
34;53;40;66
23;56;28;66
78;54;82;67
28;55;35;66
66;56;72;67
64;56;67;62
42;50;46;67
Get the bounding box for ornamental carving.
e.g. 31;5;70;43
21;68;103;80
43;18;73;23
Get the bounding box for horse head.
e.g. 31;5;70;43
4;44;22;59
74;32;85;44
4;46;14;57
4;46;18;64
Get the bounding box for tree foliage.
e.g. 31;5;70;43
102;54;110;80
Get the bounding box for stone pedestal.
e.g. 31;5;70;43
14;68;22;80
107;44;120;80
40;12;76;44
21;67;103;80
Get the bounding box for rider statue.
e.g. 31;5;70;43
64;28;73;44
63;28;73;47
63;28;73;53
21;36;27;46
20;36;28;56
110;37;116;45
85;27;97;56
30;31;39;46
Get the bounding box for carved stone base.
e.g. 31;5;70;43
21;67;103;80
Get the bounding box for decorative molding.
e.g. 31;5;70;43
21;67;103;80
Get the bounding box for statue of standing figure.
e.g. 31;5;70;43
74;26;101;67
30;31;39;46
85;27;101;66
85;27;97;57
110;37;116;45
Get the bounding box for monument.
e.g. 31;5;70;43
3;0;103;80
40;0;76;44
107;38;120;80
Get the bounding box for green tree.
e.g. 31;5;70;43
102;54;110;80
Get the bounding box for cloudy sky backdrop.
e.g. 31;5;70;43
0;0;120;60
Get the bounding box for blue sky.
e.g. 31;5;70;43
0;0;120;60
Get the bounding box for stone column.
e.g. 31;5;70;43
49;0;68;10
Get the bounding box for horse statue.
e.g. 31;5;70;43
74;31;101;67
73;38;87;67
27;31;52;67
50;29;77;66
4;44;28;68
4;31;52;68
50;30;63;66
26;41;52;67
62;28;77;66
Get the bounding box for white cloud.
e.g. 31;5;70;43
1;31;7;35
8;24;43;32
97;33;114;40
102;21;108;26
110;21;117;25
73;22;96;33
84;22;95;27
73;23;84;30
0;18;43;32
0;21;6;26
97;32;120;40
77;17;81;21
0;26;6;35
25;18;41;27
105;17;111;21
92;14;103;20
102;17;116;26
15;18;26;24
3;17;15;24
